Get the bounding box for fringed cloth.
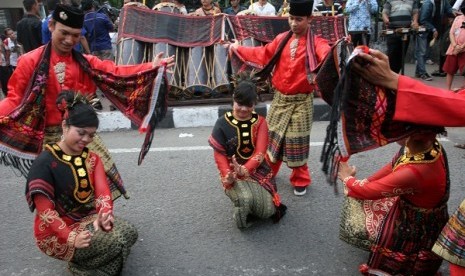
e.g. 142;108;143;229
360;144;450;276
432;198;465;267
44;126;125;200
68;217;138;275
0;43;168;184
118;5;347;47
118;6;346;46
267;92;313;167
317;41;425;190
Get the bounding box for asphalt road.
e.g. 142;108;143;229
1;122;464;276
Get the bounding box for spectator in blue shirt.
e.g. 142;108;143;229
224;0;247;15
82;0;114;61
345;0;378;46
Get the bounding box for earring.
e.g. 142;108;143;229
60;134;64;141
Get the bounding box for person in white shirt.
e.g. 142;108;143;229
4;28;22;69
249;0;276;16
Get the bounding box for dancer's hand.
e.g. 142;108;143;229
231;155;249;178
74;230;93;248
352;49;399;91
152;52;175;69
222;171;236;190
223;39;240;51
337;162;357;181
93;208;114;232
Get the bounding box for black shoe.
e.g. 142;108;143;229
418;73;433;81
93;100;103;111
431;70;446;77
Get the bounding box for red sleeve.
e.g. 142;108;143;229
33;194;75;245
92;154;113;213
315;35;331;64
0;53;35;116
367;163;392;181
85;54;154;76
235;33;285;67
394;75;465;126
213;150;231;178
243;118;268;173
346;165;420;200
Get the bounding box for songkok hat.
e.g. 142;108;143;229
289;0;314;16
52;4;84;29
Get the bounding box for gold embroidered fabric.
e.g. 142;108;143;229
394;140;441;170
54;62;66;87
225;111;258;160
48;144;94;203
290;38;299;60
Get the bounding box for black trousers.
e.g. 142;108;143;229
0;65;12;96
349;32;371;47
386;35;410;74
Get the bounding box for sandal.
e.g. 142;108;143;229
454;143;465;149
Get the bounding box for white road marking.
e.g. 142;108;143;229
109;138;450;154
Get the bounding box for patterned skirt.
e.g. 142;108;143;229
44;126;126;200
266;91;313;167
68;217;138;276
339;196;396;251
225;180;276;228
432;198;465;267
362;199;448;276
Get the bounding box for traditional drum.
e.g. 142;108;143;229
240;37;264;47
184;46;212;98
116;2;150;65
211;43;231;97
152;43;185;99
115;37;149;65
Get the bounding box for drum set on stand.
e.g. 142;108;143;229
115;1;275;105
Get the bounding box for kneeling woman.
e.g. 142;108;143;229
209;78;286;228
25;91;138;275
338;129;449;275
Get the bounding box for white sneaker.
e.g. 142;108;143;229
426;59;434;65
293;187;307;196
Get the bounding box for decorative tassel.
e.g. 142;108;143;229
138;64;168;165
0;152;34;178
320;40;352;193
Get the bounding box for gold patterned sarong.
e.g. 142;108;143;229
69;217;138;275
225;180;276;228
267;91;313;167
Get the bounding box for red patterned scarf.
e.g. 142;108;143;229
317;41;421;190
0;43;167;176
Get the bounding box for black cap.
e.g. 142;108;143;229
289;0;313;16
52;4;84;29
